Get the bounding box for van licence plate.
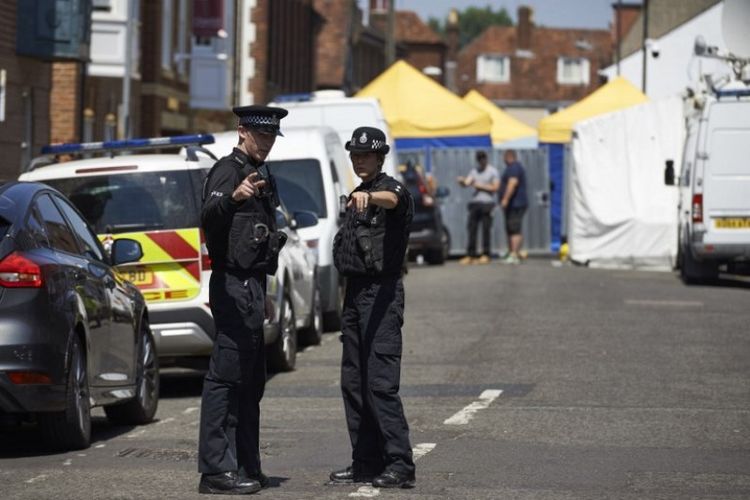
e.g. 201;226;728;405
715;218;750;229
121;266;154;286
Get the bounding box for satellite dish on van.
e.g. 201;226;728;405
722;0;750;58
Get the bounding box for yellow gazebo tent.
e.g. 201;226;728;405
463;90;536;146
356;60;491;147
538;77;648;143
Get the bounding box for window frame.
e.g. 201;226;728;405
476;53;511;84
556;57;590;86
52;194;108;263
34;193;81;256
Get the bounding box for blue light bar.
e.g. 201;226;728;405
272;93;313;103
40;134;215;155
715;88;750;98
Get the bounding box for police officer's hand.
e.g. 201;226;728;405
346;191;371;213
264;296;275;322
232;172;267;202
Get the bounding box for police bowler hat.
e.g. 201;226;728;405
233;105;288;136
345;126;390;155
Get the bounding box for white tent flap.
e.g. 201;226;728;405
569;97;684;270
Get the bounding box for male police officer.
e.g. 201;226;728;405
330;127;416;489
198;105;288;495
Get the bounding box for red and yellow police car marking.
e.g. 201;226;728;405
101;228;203;303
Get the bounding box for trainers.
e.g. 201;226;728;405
500;254;520;265
476;255;491;264
458;256;475;265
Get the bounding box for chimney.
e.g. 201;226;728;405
517;6;533;50
370;0;389;14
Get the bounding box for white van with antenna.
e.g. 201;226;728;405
665;0;750;282
269;91;399;180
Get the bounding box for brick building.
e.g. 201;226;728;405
370;6;446;84
457;6;612;127
0;0;91;178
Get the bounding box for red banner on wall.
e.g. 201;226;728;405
193;0;225;37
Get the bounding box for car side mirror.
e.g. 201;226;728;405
292;210;319;229
664;159;675;186
435;186;450;198
111;238;143;266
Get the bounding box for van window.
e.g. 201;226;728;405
270;159;327;218
44;171;202;234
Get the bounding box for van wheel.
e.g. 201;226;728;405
299;283;323;346
104;320;159;424
39;335;91;450
268;292;297;372
323;280;345;332
680;244;718;284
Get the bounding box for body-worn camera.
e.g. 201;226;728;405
253;163;280;207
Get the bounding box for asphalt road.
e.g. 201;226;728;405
1;259;749;499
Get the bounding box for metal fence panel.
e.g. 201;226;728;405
397;147;550;256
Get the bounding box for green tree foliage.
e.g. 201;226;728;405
429;6;513;48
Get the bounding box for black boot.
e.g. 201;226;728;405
198;471;261;495
372;470;416;489
242;471;270;489
329;466;378;484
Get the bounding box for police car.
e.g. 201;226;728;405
20;135;319;371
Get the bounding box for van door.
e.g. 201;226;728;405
702;101;750;243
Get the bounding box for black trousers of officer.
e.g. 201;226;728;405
340;275;415;476
199;271;266;477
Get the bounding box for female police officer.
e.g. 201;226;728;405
198;105;287;495
330;127;416;489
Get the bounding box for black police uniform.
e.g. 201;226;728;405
198;106;287;486
332;129;416;482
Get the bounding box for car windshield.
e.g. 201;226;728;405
44;171;203;234
269;159;327;218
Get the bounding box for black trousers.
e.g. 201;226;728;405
199;272;266;476
340;275;415;476
466;202;495;257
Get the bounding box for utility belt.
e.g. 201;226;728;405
227;212;287;275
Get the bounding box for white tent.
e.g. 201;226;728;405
569;97;684;270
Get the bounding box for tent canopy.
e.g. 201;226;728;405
538;77;648;143
356;60;491;148
463;90;536;145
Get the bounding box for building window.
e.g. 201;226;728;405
476;54;510;83
161;0;174;71
177;0;188;76
92;0;112;12
557;57;590;85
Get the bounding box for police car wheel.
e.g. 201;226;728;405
268;291;297;372
299;284;323;346
39;335;91;450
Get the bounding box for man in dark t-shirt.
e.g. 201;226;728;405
498;149;528;264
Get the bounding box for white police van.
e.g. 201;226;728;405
665;3;750;282
21;135;317;371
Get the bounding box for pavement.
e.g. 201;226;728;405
1;258;749;499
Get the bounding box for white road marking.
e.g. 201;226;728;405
25;474;48;484
156;417;176;425
349;485;380;498
126;430;146;439
76;453;86;457
413;442;436;461
625;299;703;307
62;459;72;466
183;407;199;415
95;444;106;449
444;389;503;425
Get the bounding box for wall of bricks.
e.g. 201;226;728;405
0;0;52;179
50;63;81;144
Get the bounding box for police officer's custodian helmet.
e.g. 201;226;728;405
345;126;390;155
233;105;289;136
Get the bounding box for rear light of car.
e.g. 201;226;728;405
0;252;43;288
199;229;212;271
692;194;703;223
7;371;52;384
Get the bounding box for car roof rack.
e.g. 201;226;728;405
25;134;216;173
